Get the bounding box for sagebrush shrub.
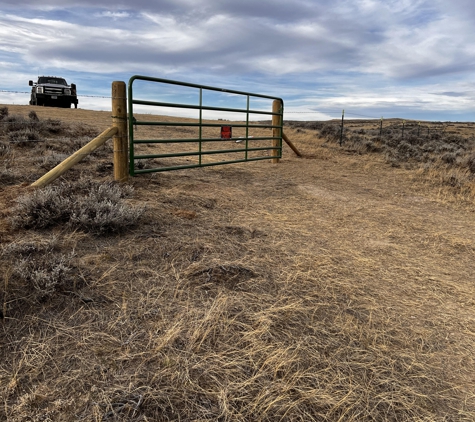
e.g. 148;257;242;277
320;124;341;142
0;115;33;134
69;181;141;234
363;140;380;152
0;106;8;120
8;128;41;143
65;124;99;139
43;118;64;134
70;199;142;234
0;169;17;186
405;134;424;146
11;180;144;234
0;113;68;138
14;253;74;298
11;185;73;229
397;141;420;159
441;152;458;165
0;142;10;157
0;141;17;185
466;154;475;173
443;173;463;187
34;153;71;170
28;110;39;122
435;142;458;154
385;154;401;168
68;178;134;199
1;236;75;299
1;234;60;256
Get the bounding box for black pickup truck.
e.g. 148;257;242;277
29;76;78;109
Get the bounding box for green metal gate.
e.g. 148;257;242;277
128;75;283;175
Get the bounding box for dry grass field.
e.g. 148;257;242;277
1;104;474;421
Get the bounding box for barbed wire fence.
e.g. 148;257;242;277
1;89;470;141
285;109;467;145
0;89;112;99
0;89;465;120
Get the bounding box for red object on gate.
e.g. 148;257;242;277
220;126;232;139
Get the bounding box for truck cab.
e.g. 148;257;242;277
29;76;78;109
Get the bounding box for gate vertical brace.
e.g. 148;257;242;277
112;81;128;182
199;88;203;166
127;81;135;177
245;95;250;161
272;99;282;163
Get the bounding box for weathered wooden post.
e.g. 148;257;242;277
112;81;128;182
272;99;282;163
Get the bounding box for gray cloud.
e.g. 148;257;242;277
1;0;475;120
435;91;471;98
1;6;373;76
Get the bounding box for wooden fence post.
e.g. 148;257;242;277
112;81;128;182
339;109;345;146
272;99;282;163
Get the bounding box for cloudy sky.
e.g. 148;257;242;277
1;0;474;121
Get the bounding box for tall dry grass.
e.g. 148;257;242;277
289;119;475;205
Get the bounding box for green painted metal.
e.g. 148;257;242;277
128;75;283;175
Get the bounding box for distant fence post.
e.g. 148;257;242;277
272;99;282;163
379;117;383;140
401;120;405;139
340;109;345;146
112;81;128;182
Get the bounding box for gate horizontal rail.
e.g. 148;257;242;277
135;146;276;159
133;137;279;144
132;100;279;117
133;121;279;129
128;75;283;175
